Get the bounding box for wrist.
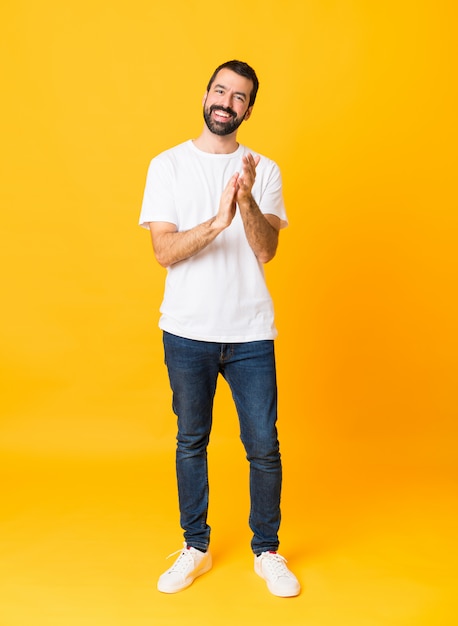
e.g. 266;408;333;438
208;216;226;233
237;193;256;211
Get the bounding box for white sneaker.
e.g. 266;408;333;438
157;543;212;593
255;551;301;597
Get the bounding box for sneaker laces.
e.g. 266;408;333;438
262;552;292;579
165;545;194;574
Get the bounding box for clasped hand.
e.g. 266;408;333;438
214;154;261;230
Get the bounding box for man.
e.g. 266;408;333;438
139;60;300;598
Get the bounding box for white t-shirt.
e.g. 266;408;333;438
139;140;288;342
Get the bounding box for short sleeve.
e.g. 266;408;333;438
139;156;178;229
255;160;288;229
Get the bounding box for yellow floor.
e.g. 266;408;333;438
2;406;456;626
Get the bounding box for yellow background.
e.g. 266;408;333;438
1;1;457;624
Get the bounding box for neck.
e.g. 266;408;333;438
193;126;240;154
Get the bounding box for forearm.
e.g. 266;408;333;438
151;172;239;267
150;218;224;267
238;195;279;263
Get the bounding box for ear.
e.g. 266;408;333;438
244;106;253;121
202;91;208;106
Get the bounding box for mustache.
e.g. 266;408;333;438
209;104;237;118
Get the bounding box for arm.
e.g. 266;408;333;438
148;172;239;268
236;154;280;264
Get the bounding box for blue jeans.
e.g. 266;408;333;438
163;331;282;555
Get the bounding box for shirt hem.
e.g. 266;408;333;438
159;322;278;343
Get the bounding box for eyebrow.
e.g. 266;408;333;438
213;83;247;99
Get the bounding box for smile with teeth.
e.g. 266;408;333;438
213;108;234;120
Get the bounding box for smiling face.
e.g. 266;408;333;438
202;68;254;136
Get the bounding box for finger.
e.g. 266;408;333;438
229;174;240;198
244;154;255;169
225;172;239;191
242;158;256;180
244;153;260;168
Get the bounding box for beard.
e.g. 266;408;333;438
203;104;246;136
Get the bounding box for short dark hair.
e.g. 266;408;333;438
206;60;259;108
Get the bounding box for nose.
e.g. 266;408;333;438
220;92;234;109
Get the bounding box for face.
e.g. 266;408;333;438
203;68;254;136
